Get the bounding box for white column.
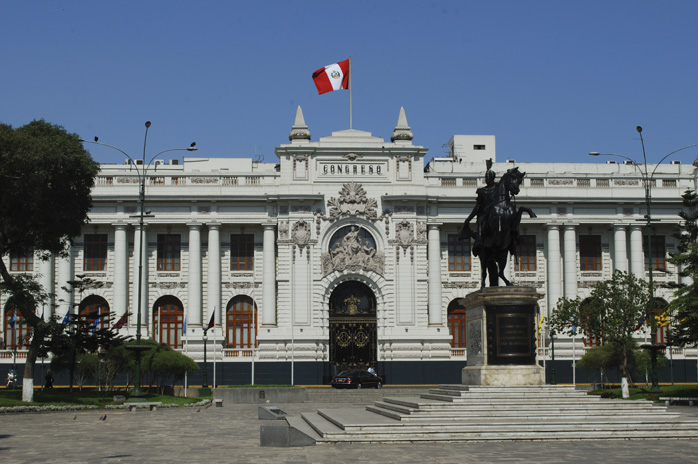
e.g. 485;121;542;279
206;223;221;329
36;252;54;320
613;225;628;273
188;223;203;326
629;225;644;279
113;224;129;319
563;224;578;299
262;223;277;326
57;242;74;320
132;225;149;328
546;225;562;316
427;224;442;325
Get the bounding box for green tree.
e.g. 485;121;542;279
667;189;698;345
549;270;649;380
0;120;99;401
124;339;198;394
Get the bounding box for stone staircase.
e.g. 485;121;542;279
288;385;698;443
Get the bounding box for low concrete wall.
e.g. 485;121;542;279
213;387;308;404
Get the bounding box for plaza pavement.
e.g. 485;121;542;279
1;399;698;464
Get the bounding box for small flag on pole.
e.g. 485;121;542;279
9;312;16;329
62;310;71;325
537;315;545;334
183;315;187;335
113;313;128;329
207;310;215;330
312;59;349;95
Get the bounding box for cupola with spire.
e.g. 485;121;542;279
288;105;311;142
391;106;414;144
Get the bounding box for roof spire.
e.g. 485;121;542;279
391;106;413;143
289;105;311;142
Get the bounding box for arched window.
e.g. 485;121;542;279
226;296;257;348
153;296;184;348
79;295;110;330
447;299;466;349
4;307;30;350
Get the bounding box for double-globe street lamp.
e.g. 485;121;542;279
590;126;698;393
81;121;196;398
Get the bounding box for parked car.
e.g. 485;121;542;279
331;369;383;389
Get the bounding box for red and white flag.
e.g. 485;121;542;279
312;59;349;95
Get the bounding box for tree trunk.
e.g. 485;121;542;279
22;333;43;403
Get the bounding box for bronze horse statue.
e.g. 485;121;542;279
459;167;536;287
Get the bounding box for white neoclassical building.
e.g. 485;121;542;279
2;107;696;385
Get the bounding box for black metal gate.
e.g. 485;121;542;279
328;281;377;373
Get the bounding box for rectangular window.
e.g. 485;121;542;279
579;235;602;271
157;234;181;271
84;234;108;271
515;235;537;271
644;235;666;271
231;234;254;271
448;234;471;272
10;249;33;272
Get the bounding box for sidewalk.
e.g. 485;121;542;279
1;400;697;463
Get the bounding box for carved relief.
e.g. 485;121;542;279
342;153;364;161
291;220;311;248
322;225;385;276
325;182;379;221
278;221;289;240
467;321;482;355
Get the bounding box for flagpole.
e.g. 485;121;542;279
349;55;353;130
213;306;217;389
184;316;188;397
572;331;576;388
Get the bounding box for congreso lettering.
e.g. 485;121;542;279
322;163;382;175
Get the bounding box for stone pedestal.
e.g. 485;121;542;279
460;287;544;386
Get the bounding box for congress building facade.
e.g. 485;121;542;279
2;107;697;385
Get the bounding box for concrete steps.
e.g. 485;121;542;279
291;385;698;443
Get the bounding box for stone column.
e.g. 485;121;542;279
546;225;562;316
629;225;644;279
188;223;203;326
113;224;129;320
36;251;54;320
613;225;628;272
427;224;443;325
262;223;277;326
206;223;221;328
56;242;74;320
563;224;578;299
132;225;149;327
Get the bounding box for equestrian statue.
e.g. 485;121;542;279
458;159;536;287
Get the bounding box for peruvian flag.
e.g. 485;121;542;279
312;59;349;95
113;313;128;329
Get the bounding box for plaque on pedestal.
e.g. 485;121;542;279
460;287;544;386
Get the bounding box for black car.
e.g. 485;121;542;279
331;369;383;389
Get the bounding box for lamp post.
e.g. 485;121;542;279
81;122;196;398
200;329;211;396
590;127;698;393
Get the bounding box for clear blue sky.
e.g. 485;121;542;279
3;1;697;166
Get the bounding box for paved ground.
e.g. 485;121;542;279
2;400;698;464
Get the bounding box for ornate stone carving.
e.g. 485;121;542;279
326;182;379;221
321;226;385;276
395;220;414;248
291;220;311;248
278;221;289;240
342;153;364;161
467;321;482;356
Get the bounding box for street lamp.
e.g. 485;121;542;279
200;329;211;396
81;121;196;399
590;127;698;393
